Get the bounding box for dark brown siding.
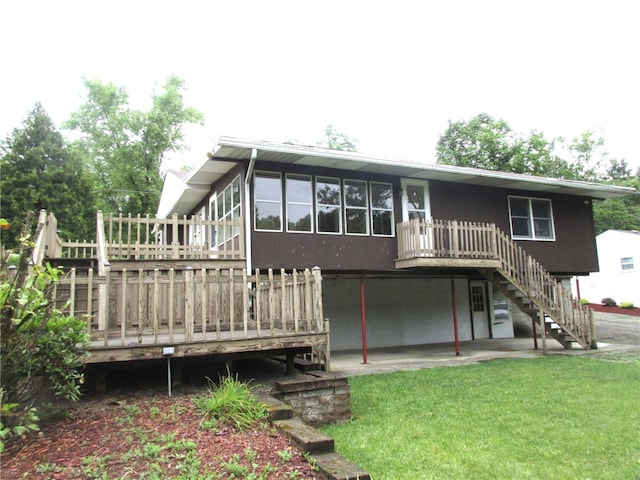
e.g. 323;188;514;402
251;161;401;271
429;181;598;274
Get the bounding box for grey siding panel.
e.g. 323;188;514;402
323;277;472;351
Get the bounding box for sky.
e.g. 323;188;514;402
1;0;639;171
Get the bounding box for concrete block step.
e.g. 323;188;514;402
313;451;372;480
273;417;334;454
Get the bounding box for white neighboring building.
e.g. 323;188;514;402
575;230;640;306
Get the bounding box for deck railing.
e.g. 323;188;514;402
397;219;595;348
51;266;325;346
31;210;245;266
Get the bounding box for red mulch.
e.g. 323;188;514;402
1;391;322;479
589;303;640;317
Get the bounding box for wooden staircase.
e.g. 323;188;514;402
482;228;597;349
396;219;597;350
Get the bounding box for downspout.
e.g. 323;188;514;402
244;148;257;274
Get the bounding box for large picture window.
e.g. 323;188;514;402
316;177;341;233
370;182;394;236
254;172;282;231
508;196;555;240
286;174;312;232
344;179;369;235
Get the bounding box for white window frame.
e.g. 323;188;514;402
286;174;313;233
508;196;555;241
254;171;283;232
621;256;634;271
211;175;242;248
370;181;395;237
343;179;369;235
316;176;342;234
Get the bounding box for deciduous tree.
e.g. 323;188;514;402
66;75;204;215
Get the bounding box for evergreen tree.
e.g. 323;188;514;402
0;104;95;247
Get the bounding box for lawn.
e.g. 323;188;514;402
321;355;640;479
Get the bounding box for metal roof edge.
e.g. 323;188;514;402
213;136;638;198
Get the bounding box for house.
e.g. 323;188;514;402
574;230;640;306
155;136;636;356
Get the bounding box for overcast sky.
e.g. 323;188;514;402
2;0;638;170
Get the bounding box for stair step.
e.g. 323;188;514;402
273;417;334;454
256;393;294;421
313;452;372;480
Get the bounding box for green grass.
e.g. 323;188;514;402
321;356;640;480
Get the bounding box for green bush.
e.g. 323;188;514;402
579;298;589;305
1;226;88;451
601;297;617;306
620;301;635;309
196;373;267;431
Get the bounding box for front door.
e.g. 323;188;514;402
401;179;431;222
470;281;490;339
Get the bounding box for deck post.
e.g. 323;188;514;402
360;276;368;364
451;277;460;356
539;308;547;355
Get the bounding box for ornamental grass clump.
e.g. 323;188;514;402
197;373;267;431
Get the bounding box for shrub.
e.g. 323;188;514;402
579;298;589;305
601;297;617;306
620;302;634;309
196;373;267;431
1;220;88;451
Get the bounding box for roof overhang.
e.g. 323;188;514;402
157;136;638;217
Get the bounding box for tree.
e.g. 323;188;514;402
66;76;204;215
436;113;639;234
436;113;521;171
0;104;95;248
319;125;357;151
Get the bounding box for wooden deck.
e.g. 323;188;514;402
395;219;596;349
33;210;330;370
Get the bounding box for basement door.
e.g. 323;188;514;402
470;281;491;339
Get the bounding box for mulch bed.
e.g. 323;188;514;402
1;390;322;479
589;303;640;317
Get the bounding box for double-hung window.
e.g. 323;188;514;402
508;196;555;240
621;257;634;271
316;177;342;233
286;174;312;232
344;179;369;235
254;172;282;231
370;182;394;236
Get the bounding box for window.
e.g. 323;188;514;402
370;182;394;236
621;257;634;271
190;207;207;246
344;179;369;235
316;177;341;233
212;176;241;246
405;184;428;221
470;285;486;312
254;172;282;231
508;196;555;240
286;174;312;232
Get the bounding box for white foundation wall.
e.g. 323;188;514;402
323;277;472;351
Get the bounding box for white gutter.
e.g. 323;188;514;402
244;148;257;273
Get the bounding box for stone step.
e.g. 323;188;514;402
273;416;334;454
313;451;372;480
